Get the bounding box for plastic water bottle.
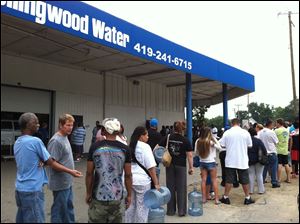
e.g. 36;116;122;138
188;184;203;216
148;207;165;223
144;186;171;209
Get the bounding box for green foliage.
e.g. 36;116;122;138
206;116;224;131
273;99;299;122
192;105;210;127
235;110;249;121
247;102;275;124
205;98;299;128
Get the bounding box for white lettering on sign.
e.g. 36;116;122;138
92;18;129;48
1;1;89;34
1;1;130;49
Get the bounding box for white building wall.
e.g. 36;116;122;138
2;54;104;151
2;53;185;151
105;74;185;132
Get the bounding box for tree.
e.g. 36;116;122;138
206;116;224;131
235;110;249;121
192;105;210;127
247;102;275;124
274;98;299;122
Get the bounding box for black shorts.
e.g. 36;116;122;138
225;168;249;185
277;154;289;165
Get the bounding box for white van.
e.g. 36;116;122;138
1;120;21;159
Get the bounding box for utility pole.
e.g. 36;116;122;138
278;11;299;116
235;104;242;120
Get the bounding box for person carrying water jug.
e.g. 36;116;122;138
125;126;159;223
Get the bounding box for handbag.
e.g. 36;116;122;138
162;134;172;167
258;145;268;165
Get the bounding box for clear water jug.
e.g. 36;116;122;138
144;186;171;209
188;184;203;216
148;206;165;223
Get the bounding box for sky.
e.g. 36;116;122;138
83;1;299;119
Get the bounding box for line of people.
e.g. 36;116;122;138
193;117;299;206
13;112;299;223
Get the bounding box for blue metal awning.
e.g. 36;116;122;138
1;1;255;105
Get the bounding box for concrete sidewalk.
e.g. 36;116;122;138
1;156;299;223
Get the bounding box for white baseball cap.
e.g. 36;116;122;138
102;118;120;134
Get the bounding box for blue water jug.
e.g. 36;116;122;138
148;207;165;223
156;166;160;181
188;183;203;216
153;146;165;164
144;186;171;209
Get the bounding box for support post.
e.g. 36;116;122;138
222;83;230;130
186;73;192;144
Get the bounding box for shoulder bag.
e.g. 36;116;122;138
162;134;172;167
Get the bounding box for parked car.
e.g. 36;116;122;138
1;120;21;157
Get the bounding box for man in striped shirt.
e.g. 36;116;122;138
71;122;86;161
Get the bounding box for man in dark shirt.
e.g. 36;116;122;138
147;118;162;150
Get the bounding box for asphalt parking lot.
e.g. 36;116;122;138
1;155;299;223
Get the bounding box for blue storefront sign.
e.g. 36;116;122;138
1;1;254;92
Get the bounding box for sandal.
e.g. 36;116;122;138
215;200;221;205
285;180;291;183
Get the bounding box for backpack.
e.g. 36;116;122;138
258;146;268;165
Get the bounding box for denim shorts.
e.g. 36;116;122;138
200;162;216;170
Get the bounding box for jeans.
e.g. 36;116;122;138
15;190;45;223
51;187;75;223
263;153;279;185
249;163;265;193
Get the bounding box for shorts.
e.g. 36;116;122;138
225;168;249;185
88;199;122;223
200;162;216;171
277;154;289;165
291;149;299;161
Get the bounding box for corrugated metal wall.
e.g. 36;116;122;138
2;53;185;152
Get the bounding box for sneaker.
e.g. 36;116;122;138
244;197;255;205
272;184;281;188
220;196;230;205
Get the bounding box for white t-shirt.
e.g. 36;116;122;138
258;128;278;154
219;126;252;169
131;141;157;186
116;135;127;145
194;137;222;163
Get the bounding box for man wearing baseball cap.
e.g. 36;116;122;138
147;118;162;151
86;118;132;223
